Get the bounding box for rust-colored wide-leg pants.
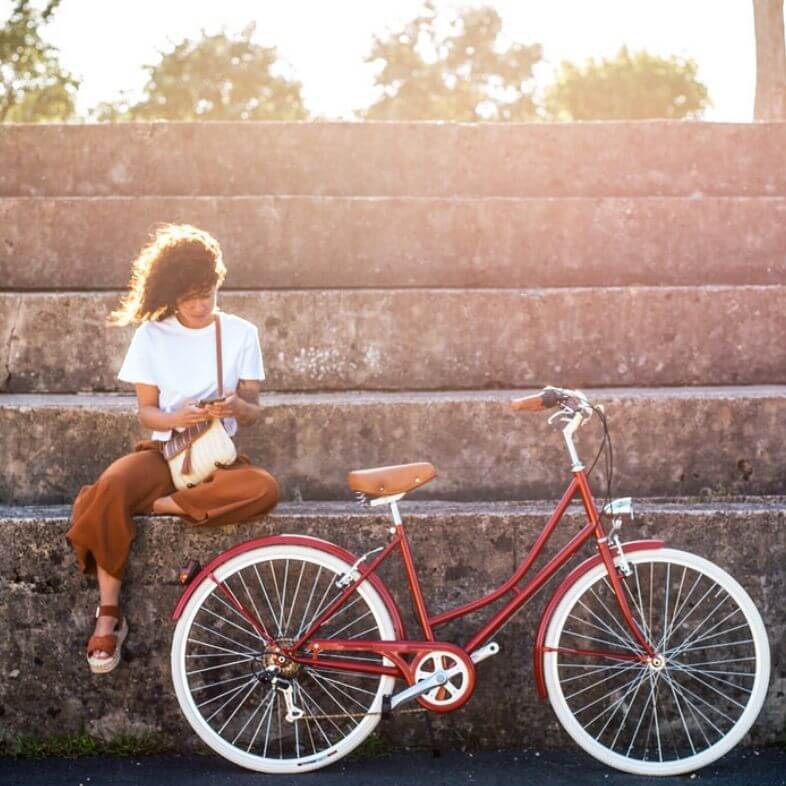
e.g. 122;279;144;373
66;439;280;580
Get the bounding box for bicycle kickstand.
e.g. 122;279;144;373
422;712;440;758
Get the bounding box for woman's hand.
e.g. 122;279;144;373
173;400;212;428
203;392;243;421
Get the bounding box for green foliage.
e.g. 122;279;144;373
544;46;710;121
0;0;79;122
362;1;542;121
1;730;173;759
5;732;99;759
93;23;308;122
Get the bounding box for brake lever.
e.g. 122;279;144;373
547;405;574;425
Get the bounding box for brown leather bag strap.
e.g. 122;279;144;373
215;312;223;397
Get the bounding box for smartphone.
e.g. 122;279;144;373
196;395;228;408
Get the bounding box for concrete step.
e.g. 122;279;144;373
2;195;785;289
2;287;783;393
1;499;783;747
3;121;786;198
1;387;784;504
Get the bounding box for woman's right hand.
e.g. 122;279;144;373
173;400;211;429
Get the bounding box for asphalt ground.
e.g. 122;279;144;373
1;747;785;786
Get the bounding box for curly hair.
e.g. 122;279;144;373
108;224;228;326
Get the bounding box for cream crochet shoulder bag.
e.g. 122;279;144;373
162;312;238;490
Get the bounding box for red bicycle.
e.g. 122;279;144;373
169;386;770;776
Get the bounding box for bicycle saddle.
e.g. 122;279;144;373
347;462;436;497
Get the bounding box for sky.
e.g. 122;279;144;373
0;0;762;121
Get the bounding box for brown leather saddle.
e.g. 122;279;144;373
347;461;437;498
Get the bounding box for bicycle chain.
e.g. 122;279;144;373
301;707;426;721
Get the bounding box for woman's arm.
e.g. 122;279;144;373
134;383;210;431
203;379;262;427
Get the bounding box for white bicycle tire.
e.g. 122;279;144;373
171;543;397;774
544;548;770;777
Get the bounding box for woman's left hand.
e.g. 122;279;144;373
203;393;242;420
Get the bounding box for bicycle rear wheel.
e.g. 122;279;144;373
544;548;769;776
171;543;397;774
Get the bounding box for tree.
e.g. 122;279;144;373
0;0;79;122
361;1;542;121
753;0;786;119
92;23;307;121
544;46;710;121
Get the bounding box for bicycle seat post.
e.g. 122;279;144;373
389;500;402;526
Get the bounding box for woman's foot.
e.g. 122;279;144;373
86;605;128;673
152;496;186;516
90;612;120;660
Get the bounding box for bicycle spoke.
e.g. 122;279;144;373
559;662;634;684
668;662;747;710
231;688;265;747
305;669;379;697
295;682;318;756
253;563;280;635
268;560;284;637
329;609;373;639
284;560;306;636
246;691;276;753
584;587;641;650
297;565;323;636
187;637;256;658
191;620;260;655
187;656;255;676
197;678;256;710
660;565;688;651
204;678;257;723
669;638;754;656
191;672;255;693
218;680;260;735
562;628;636;651
199;602;263;643
672;664;753;694
278;559;290;636
564;661;640;701
606;671;649;749
305;671;364;724
667;593;735;659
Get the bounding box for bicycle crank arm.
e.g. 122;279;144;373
470;641;500;665
389;670;448;710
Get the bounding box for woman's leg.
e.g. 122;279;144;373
152;496;186;515
169;458;280;527
67;440;174;658
91;565;122;660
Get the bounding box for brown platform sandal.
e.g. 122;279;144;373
86;605;129;674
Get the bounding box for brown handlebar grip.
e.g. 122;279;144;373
511;393;548;412
511;389;562;412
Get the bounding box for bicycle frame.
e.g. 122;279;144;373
269;468;659;683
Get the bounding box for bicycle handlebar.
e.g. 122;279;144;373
510;388;562;412
510;386;595;471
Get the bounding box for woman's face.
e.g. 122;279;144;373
175;285;217;328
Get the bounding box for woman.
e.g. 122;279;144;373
66;223;280;674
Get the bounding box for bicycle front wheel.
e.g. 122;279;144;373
171;543;397;774
544;548;770;776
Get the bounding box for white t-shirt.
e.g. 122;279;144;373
117;310;265;441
